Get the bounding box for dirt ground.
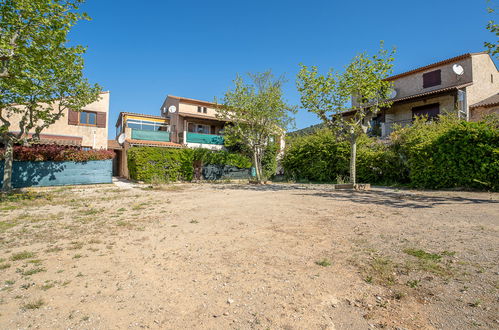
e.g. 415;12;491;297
0;183;498;329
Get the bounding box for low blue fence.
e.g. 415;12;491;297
0;160;112;188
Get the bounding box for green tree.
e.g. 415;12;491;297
485;0;499;58
0;0;100;191
296;43;395;184
216;71;296;183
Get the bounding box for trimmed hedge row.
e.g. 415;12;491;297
127;147;252;183
283;116;499;190
282;130;405;184
0;145;114;162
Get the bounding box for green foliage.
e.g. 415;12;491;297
282;129;349;182
485;1;498;58
192;148;251;168
283;131;405;184
393;116;499;190
217;70;296;182
284;116;499;190
127;147;252;183
296;41;396;184
0;0;101;190
127;147;194;183
261;142;279;180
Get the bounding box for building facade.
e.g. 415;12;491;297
6;91;110;149
351;52;499;137
160;95;226;150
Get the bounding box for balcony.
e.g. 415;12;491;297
186;132;224;145
131;129;170;142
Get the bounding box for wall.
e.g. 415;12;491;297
202;165;252;180
467;54;499;107
387;57;473;100
470;105;499;121
0;159;112;188
386;94;456;122
7;92;110;149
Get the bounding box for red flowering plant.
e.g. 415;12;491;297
0;145;114;162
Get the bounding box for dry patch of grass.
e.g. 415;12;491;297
21;298;45;310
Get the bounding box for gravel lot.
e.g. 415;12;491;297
0;183;498;329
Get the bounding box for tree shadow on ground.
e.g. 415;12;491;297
212;183;498;209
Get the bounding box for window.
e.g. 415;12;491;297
422;70;441;88
197;106;202;113
126;119;169;132
203;107;207;114
412;103;440;120
197;106;207;113
491;74;494;84
79;111;96;125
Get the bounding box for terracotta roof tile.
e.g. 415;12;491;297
386;52;489;81
127;139;184;148
470;93;499;109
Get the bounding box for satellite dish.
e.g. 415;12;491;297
117;133;126;145
452;64;464;76
168;105;177;113
388;88;398;99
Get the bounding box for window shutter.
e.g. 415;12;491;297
68;110;79;125
423;70;441;88
96;112;106;128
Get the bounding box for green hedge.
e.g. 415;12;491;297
127;147;252;183
392;117;499;190
283;116;499;190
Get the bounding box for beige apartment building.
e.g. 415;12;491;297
160;95;227;150
6;91;110;149
350;52;498;137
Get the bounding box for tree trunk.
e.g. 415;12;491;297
349;133;357;185
2;139;14;191
252;149;262;183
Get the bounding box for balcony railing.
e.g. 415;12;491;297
186;132;224;145
131;129;170;142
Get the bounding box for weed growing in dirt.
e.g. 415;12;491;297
315;259;332;267
11;251;35;261
40;282;55;291
21;298;45;310
0;262;11;270
403;248;441;261
367;257;396;285
0;220;16;232
406;279;420;288
22;267;46;276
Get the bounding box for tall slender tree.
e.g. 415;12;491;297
0;0;100;191
216;71;296;183
297;43;395;185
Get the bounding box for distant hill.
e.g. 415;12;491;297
287;123;325;137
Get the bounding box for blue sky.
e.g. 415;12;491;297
70;0;497;134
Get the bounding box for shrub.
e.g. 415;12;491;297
0;145;114;162
393;116;499;190
261;142;279;180
282;129;349;182
127;147;252;183
127;147;194;183
284;115;498;190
